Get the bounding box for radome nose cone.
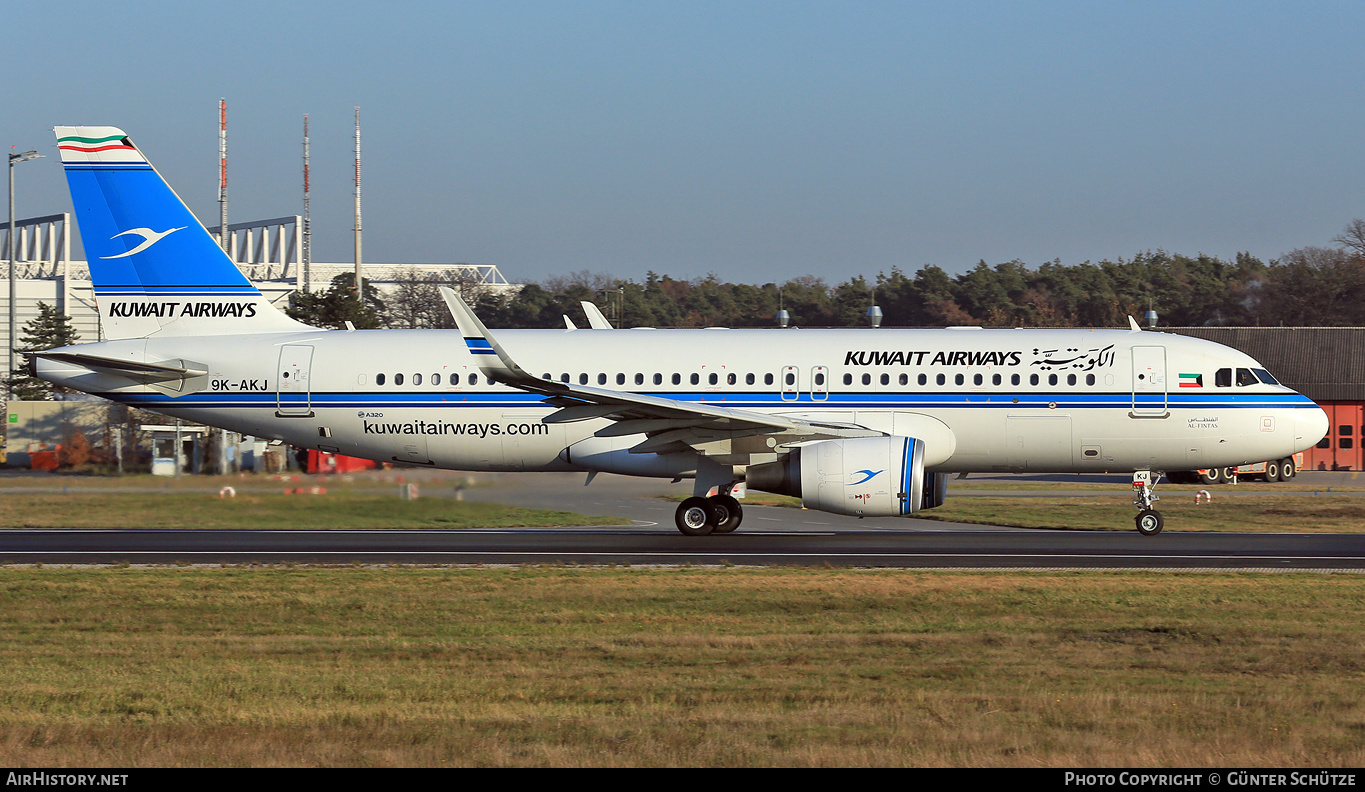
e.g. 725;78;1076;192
1296;404;1329;451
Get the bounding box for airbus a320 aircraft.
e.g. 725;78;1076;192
33;126;1329;536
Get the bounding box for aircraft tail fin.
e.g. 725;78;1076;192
54;126;313;339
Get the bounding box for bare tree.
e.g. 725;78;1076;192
386;268;447;329
1333;218;1365;260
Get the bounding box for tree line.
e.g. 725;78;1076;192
289;219;1365;331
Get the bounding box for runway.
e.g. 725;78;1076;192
5;521;1365;570
3;471;1363;570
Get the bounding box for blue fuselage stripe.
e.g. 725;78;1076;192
100;389;1323;411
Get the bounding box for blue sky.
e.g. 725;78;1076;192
4;1;1364;285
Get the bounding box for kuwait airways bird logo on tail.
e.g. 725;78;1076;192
101;227;187;259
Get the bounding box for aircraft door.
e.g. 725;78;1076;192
276;345;314;417
780;366;799;401
811;366;829;401
1131;345;1168;417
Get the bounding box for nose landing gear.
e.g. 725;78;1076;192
1133;470;1164;536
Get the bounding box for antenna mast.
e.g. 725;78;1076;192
218;98;228;253
302;113;311;293
353;107;363;307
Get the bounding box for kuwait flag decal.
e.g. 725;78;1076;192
1179;373;1203;388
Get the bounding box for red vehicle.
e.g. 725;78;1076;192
1166;452;1304;484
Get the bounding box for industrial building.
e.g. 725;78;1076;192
1;212;516;386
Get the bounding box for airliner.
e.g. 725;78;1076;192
31;126;1329;536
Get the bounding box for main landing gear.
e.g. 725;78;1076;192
675;493;743;536
1132;470;1163;536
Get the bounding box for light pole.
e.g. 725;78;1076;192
8;148;44;398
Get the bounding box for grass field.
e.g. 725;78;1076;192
0;490;625;530
1;473;1362;766
0;567;1362;767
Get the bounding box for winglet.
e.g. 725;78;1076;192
581;301;614;329
440;286;547;389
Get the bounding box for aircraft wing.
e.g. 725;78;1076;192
440;288;875;458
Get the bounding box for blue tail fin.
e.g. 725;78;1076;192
55;126;312;339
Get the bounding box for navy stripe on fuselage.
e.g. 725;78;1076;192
103;389;1321;411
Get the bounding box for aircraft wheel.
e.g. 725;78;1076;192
1280;457;1297;480
710;495;743;534
1264;460;1282;482
1198;469;1220;485
676;497;715;536
1136;509;1164;536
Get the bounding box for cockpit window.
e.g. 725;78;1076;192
1252;368;1279;385
1215;368;1232;387
1236;368;1257;387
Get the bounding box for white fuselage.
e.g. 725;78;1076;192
38;325;1329;478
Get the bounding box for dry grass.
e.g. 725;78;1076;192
0;568;1362;767
0;492;623;530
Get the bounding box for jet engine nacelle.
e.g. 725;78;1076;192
748;436;945;517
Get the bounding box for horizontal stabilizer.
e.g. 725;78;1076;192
32;351;207;380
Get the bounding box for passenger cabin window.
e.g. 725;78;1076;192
376;373;386;386
394;373;404;386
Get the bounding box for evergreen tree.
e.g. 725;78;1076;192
8;302;80;400
287;273;386;329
